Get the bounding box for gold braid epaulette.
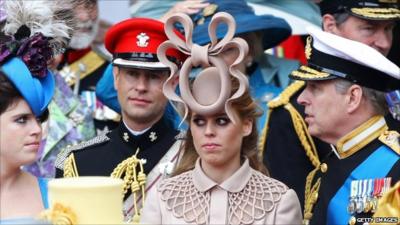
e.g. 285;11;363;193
284;103;320;167
63;153;79;177
378;130;400;155
259;80;320;168
110;148;146;224
259;81;306;154
267;81;305;109
303;166;321;225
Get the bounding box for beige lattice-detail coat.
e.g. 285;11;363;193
140;159;302;224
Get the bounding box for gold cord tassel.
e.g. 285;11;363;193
303;166;321;225
285;103;320;167
110;148;147;223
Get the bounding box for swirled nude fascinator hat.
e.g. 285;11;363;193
157;12;249;124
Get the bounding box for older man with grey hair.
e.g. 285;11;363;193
291;27;399;225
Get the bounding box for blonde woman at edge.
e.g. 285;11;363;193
140;12;302;225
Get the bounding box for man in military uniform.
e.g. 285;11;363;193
261;0;400;209
55;18;187;222
56;0;119;133
292;27;399;225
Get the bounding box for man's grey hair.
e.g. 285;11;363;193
333;12;351;26
334;79;388;115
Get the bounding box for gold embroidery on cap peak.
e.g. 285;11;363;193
351;8;400;19
378;0;398;3
291;66;330;79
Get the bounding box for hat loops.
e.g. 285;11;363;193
158;12;249;125
191;44;210;67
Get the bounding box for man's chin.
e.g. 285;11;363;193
307;127;319;137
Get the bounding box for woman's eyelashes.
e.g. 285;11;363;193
14;114;41;125
15;115;28;124
215;117;230;126
192;117;205;126
192;116;231;127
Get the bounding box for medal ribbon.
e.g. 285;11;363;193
326;145;399;225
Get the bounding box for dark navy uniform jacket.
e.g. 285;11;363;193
55;117;179;178
262;82;331;209
262;82;399;211
306;117;400;225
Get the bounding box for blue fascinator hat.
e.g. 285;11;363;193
1;57;55;116
192;0;292;50
0;0;73;116
0;27;55;117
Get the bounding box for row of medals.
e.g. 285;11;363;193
347;177;391;216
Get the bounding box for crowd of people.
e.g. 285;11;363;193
0;0;399;224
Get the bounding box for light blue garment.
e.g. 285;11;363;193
247;0;322;26
130;0;177;19
250;66;282;134
258;54;300;88
250;54;300;134
96;64;120;113
37;177;49;209
0;218;50;224
0;178;49;225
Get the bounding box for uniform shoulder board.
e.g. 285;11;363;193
54;133;111;169
379;130;400;155
268;81;305;109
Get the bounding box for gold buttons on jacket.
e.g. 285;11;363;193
320;163;328;173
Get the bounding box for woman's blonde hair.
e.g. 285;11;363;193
173;77;268;176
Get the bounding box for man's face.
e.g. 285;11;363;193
69;1;99;49
330;15;395;56
113;67;169;127
297;80;348;143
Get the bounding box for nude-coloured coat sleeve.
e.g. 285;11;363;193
140;186;162;224
273;189;303;225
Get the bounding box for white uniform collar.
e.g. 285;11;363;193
123;120;151;136
333;116;387;159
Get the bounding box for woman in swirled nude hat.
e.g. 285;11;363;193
140;12;302;225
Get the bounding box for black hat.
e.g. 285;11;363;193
289;27;400;92
320;0;400;20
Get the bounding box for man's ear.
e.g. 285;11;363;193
322;14;338;33
346;84;363;114
242;118;253;137
113;66;119;90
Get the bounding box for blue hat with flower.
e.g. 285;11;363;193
0;0;73;116
0;27;55;117
192;0;292;50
